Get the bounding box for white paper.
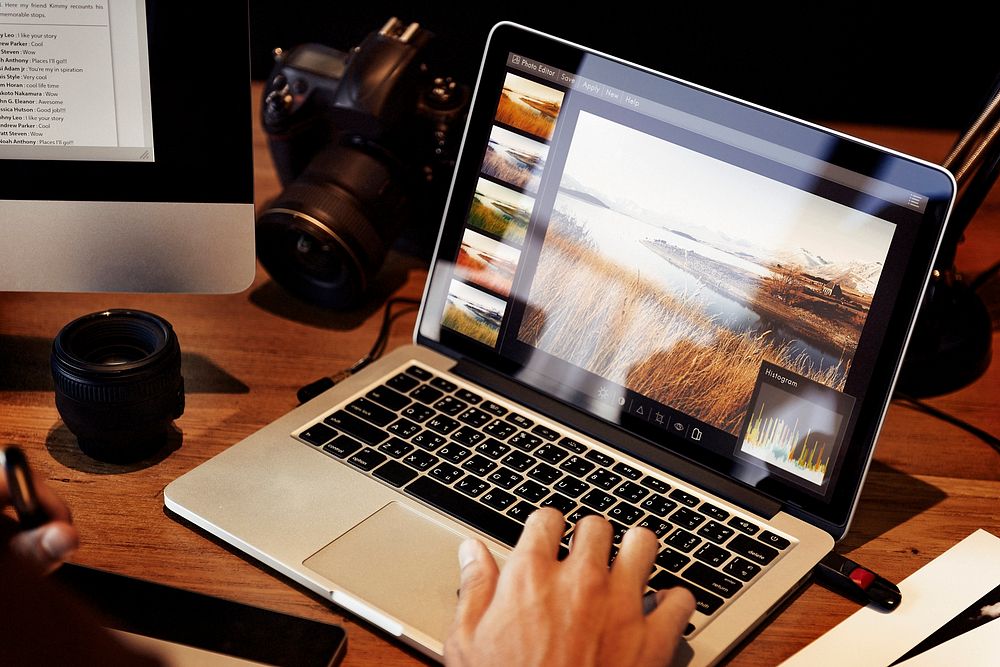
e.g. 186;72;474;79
781;529;1000;667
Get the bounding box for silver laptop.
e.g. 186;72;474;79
165;22;954;666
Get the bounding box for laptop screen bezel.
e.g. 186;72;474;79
416;22;954;537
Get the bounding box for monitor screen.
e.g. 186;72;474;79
0;1;254;293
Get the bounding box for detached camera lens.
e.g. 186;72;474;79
51;310;184;463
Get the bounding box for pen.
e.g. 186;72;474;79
814;550;901;612
1;445;52;530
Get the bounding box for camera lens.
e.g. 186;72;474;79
256;144;409;308
50;310;184;463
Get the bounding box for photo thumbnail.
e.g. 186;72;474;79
442;278;507;348
467;177;534;246
454;228;521;298
482;125;549;194
495;72;563;140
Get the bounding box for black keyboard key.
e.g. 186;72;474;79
462;454;497;477
366;385;410;411
430;377;458;393
405;365;433;381
728;517;761;536
650;571;724;615
401;449;438;471
434;396;467;415
613;481;649;503
323;434;363;459
694;543;731;568
405;476;523;547
541;493;576;514
612;462;643;480
506;501;538;523
698;521;735;545
669;489;700;507
728;534;778;565
581;490;616;512
387;372;419;392
566;507;598;524
535;444;569;465
402;403;434;423
671;507;705;530
455;477;490;498
683;562;743;599
502;451;536;472
514;480;549;502
724;557;762;582
410;384;444;404
531;424;560;441
608;502;644;525
528;462;562;484
666;528;700;552
558;437;587;453
759;530;791;550
378;437;414;459
456;388;482;404
701;503;729;522
640;476;670;494
481;400;508;416
476;438;510;459
387;418;421;438
656;548;690;572
483;420;516;440
505;411;534;429
458;407;492;428
412;430;446;451
373;460;418;487
346;397;396;426
325;411;390;446
481;488;516;511
347;447;387;472
438;444;472;463
429;462;463;484
509;432;542;451
640;494;678;518
586;469;622;490
554;477;589;498
426;415;460;435
585;450;614;467
609;520;629;544
451;427;486;448
637;517;671;538
299;423;337;446
487;469;523;490
560;455;596;478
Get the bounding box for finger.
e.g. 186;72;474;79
8;521;79;572
567;514;613;565
453;538;500;631
514;508;564;559
610;525;659;594
639;587;696;666
0;457;72;524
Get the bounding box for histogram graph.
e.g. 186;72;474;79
742;402;832;483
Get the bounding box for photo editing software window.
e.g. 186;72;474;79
439;51;925;499
0;1;153;161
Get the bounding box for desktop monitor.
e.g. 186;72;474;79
0;1;255;293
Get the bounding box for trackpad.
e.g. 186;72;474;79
303;502;506;641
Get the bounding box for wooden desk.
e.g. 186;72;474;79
1;94;997;665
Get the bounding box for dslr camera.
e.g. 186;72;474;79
258;18;469;308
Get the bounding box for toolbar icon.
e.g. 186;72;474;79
690;427;703;442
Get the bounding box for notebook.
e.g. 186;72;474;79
165;22;955;666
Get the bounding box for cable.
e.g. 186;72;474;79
969;257;1000;292
296;297;420;404
894;394;1000;454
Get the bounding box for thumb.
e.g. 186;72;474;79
453;539;499;631
9;521;79;573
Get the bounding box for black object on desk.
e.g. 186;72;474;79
814;551;902;612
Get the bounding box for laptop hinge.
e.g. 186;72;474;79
451;359;782;520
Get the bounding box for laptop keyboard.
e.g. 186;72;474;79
294;362;795;636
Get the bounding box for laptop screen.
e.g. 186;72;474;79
418;24;953;531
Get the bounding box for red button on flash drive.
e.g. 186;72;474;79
849;567;876;590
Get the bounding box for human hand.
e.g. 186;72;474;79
1;451;79;573
446;508;695;667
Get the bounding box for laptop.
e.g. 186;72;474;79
165;22;954;666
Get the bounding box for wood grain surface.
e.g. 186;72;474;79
0;84;997;666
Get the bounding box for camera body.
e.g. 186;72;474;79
258;18;469;308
